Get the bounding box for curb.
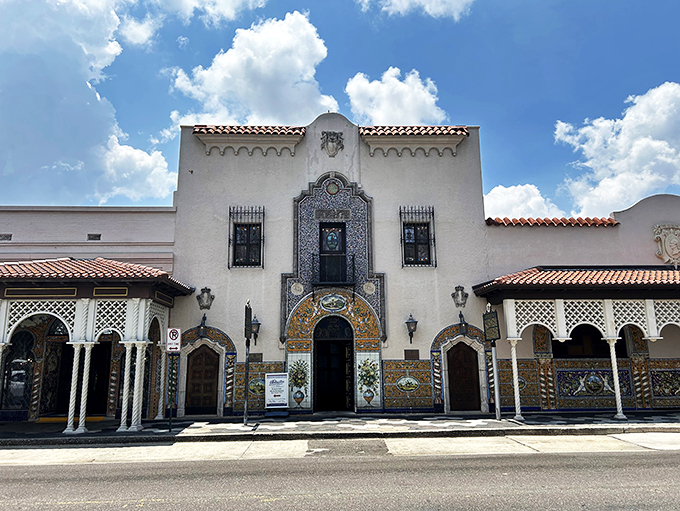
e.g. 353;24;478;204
2;423;680;447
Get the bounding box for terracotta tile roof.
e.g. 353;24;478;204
486;216;619;227
193;125;306;136
359;126;469;137
474;266;680;295
0;257;194;294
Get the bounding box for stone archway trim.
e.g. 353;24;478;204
439;335;489;414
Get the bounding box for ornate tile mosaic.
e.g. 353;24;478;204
233;362;284;412
382;359;434;410
497;359;540;410
281;173;386;343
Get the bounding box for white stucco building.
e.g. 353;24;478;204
1;112;680;428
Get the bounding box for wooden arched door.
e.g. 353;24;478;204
447;343;481;411
185;345;219;415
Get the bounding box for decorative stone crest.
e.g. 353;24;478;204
654;225;680;268
320;131;344;157
196;287;215;310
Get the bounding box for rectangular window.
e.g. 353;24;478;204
0;234;11;241
400;206;436;267
87;233;101;241
404;349;420;360
229;206;264;268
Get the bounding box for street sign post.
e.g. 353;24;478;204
244;301;252;426
483;306;502;421
166;328;181;431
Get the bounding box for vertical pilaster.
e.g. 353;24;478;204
75;343;94;434
128;341;148;432
603;299;617;338
0;299;8;344
85;299;96;342
607;338;627;420
502;299;518;339
154;349;167;420
63;343;82;434
117;343;134;432
554;299;568;340
645;299;661;340
509;339;524;421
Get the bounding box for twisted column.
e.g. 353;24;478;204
63;343;82;434
509;339;524;421
75;343;94;434
155;349;166;420
607;338;627;420
128;342;147;432
117;343;134;432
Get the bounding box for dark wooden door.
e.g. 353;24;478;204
319;223;346;283
314;340;353;411
447;343;480;411
185;345;218;415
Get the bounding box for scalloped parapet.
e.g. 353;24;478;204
193;125;306;156
358;126;469;157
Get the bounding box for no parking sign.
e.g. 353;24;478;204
166;328;181;353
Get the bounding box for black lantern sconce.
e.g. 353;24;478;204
458;310;468;337
198;313;207;338
405;313;418;344
251;315;261;346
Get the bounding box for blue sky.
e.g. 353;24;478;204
2;0;680;218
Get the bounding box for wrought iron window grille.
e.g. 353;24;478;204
228;206;265;269
399;206;436;267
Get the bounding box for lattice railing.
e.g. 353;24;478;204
7;300;77;337
148;301;168;332
515;300;557;336
94;300;127;339
613;300;648;333
654;300;680;331
564;300;605;335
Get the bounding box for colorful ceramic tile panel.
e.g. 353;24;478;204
430;324;489;352
382;359;434;410
233;361;285;412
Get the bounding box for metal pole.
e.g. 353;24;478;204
243;336;250;426
491;340;501;421
168;354;177;432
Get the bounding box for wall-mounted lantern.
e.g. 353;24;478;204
196;287;215;310
405;313;418;344
458;310;468;337
452;285;468;309
198;313;207;338
251;315;261;346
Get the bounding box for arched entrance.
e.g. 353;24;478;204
314;316;353;411
185;344;219;415
447;343;481;411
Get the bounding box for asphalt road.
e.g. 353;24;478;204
0;437;679;510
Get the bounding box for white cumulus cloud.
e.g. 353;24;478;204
152;0;267;27
119;13;165;46
357;0;475;20
164;11;337;130
345;67;446;125
555;82;680;217
484;184;566;219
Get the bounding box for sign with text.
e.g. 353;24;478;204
265;373;289;409
166;327;181;353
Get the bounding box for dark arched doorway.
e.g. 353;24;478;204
185;344;219;415
314;316;353;411
447;342;481;411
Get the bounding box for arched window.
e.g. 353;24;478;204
1;331;35;410
552;324;626;358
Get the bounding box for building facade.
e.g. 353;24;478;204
1;112;680;428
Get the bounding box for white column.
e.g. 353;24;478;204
128;341;147;432
645;299;662;341
63;343;82;434
74;343;95;434
502;299;518;339
603;299;617;338
509;339;524;421
607;338;627;420
155;349;167;420
0;299;8;344
554;299;569;341
117;343;134;432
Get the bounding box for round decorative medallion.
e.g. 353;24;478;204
326;182;339;195
396;376;419;393
585;372;604;394
291;282;304;296
363;282;376;295
517;376;527;391
320;293;347;312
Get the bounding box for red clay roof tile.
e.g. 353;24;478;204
485;217;619;227
474;267;680;294
192;125;470;137
193;125;306;136
358;126;469;137
0;257;193;294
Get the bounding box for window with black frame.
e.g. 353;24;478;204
229;206;264;268
400;206;436;267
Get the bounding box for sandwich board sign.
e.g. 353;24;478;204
166;328;181;353
265;373;289;409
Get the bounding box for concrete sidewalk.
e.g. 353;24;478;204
1;411;680;446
